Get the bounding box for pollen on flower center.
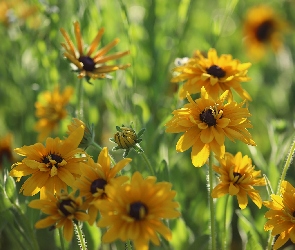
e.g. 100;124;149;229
129;201;148;220
58;199;76;217
90;178;107;194
206;65;226;78
79;56;95;71
233;172;243;183
200;109;217;126
256;20;274;42
43;153;64;169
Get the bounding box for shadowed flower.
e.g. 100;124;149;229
264;181;295;250
0;133;16;169
243;5;288;60
10;126;86;199
171;48;252;101
60;21;130;81
165;87;255;167
211;152;266;209
35;86;74;142
29;190;89;241
74;147;131;225
94;171;180;250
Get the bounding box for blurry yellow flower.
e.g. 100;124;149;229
29;190;89;242
0;133;16;169
95;171;180;250
243;5;288;60
35;86;74;142
60;21;130;81
165;87;255;167
211;152;266;209
10;126;86;199
74;147;131;225
264;181;295;250
171;48;251;101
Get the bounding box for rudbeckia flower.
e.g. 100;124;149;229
94;171;180;250
35;86;74;142
29;190;89;242
243;5;288;60
9;126;86;199
264;181;295;250
211;152;266;209
74;147;131;225
0;133;16;169
171;48;252;101
165;87;255;167
60;21;130;81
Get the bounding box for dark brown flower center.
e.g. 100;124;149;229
90;178;107;194
42;153;63;169
79;56;95;71
206;65;226;78
256;20;274;42
58;199;76;217
200;109;216;127
129;202;148;220
233;172;242;183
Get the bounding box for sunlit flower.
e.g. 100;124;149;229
35;86;74;142
29;190;89;241
171;48;252;101
165;87;255;167
94;171;180;250
211;152;266;209
264;181;295;250
74;147;131;225
10;126;86;199
243;5;288;60
60;21;130;81
0;133;16;169
110;124;145;158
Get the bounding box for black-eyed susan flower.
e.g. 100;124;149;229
165;87;255;167
94;171;180;250
0;133;16;169
35;86;74;142
110;124;145;158
264;181;295;250
211;152;266;209
60;21;130;81
243;5;288;60
67;118;95;149
9;126;86;199
74;147;131;225
171;48;252;102
29;190;89;242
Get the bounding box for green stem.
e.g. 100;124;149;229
141;152;155;176
76;79;84;120
208;152;216;250
74;223;87;250
221;195;229;250
58;228;65;250
91;141;117;166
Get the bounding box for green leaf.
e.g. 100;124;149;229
0;185;12;212
4;176;17;203
246;231;263;250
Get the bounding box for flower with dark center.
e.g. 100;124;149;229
58;199;75;217
206;65;226;78
90;179;107;194
79;56;96;71
233;172;242;183
200;109;216;127
255;20;274;42
129;202;148;220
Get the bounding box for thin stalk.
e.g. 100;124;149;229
58;228;65;250
208;152;216;250
141;152;155;176
221;195;229;250
74;223;87;250
76;79;84;120
91;141;117;166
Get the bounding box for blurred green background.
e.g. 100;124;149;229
1;0;295;249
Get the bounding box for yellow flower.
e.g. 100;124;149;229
243;5;288;60
0;133;16;169
35;86;74;142
211;152;266;209
9;126;86;199
165;87;255;167
74;147;131;225
264;181;295;250
171;48;252;101
60;21;130;81
94;171;180;250
29;190;89;242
